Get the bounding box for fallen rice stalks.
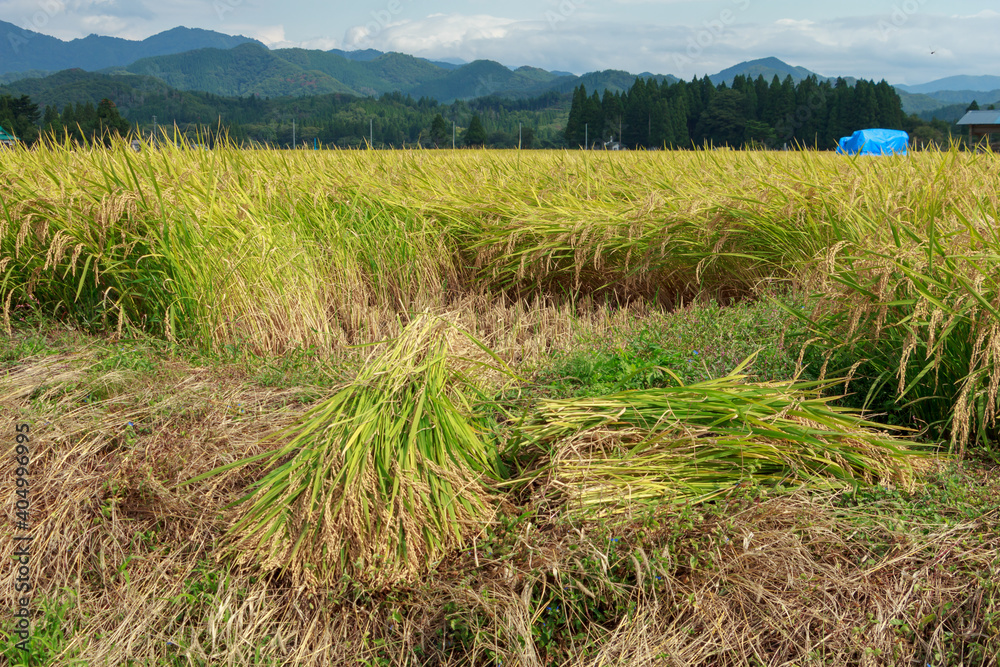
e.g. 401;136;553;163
510;361;934;516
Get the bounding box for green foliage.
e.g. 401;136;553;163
566;74;935;149
538;298;803;399
96;98;130;142
0;589;85;667
787;209;1000;457
0;93;39;143
2;71;568;148
429;113;449;147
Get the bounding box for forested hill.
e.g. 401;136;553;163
115;43;665;103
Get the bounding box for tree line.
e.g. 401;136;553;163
565;74;952;149
2;94;131;144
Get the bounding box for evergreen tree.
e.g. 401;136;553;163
582;91;604;146
430;113;449;147
823;79;853;147
0;94;40;143
852;81;880;129
602;89;624;141
652;98;674;148
671;97;690;147
75;102;98;142
97;98;130;143
40;105;61;140
788;76;829;147
565;85;586;145
694;89;746;147
754;75;770;118
874;80;904;128
623;78;652;147
463;113;487;147
520;126;535;149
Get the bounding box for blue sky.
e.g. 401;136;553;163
1;0;998;84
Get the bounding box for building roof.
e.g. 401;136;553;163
0;126;17;142
956;110;1000;125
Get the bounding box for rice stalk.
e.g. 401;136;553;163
788;202;1000;457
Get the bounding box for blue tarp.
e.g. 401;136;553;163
837;128;908;155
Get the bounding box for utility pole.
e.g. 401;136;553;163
452;120;456;149
292;119;296;149
519;122;522;149
370;118;373;148
152;115;157;144
585;123;588;150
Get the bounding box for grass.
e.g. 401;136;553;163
2;142;999;664
534;296;806;398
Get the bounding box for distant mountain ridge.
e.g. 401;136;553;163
896;88;1000;116
709;57;826;85
114;42;678;102
0;21;260;74
0;68;175;112
0;23;850;103
895;75;1000;94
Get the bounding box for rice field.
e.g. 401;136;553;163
1;139;999;665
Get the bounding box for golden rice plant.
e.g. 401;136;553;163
182;314;505;588
786;199;1000;458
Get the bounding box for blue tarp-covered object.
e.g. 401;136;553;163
837;129;908;155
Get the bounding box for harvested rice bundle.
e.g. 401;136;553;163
184;314;502;588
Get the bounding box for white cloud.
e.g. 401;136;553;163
345;13;520;53
224;23;284;44
774;19;814;28
952;9;1000;19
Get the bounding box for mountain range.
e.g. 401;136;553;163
1;22;996;116
0;21;259;76
895;75;1000;94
